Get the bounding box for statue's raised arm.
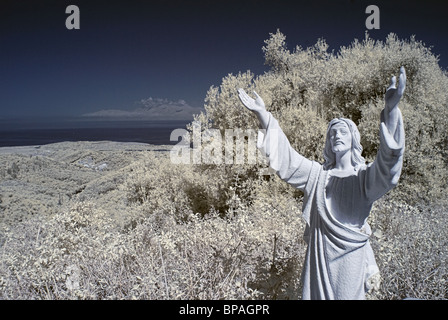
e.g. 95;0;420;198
365;67;406;201
237;88;314;191
381;67;406;151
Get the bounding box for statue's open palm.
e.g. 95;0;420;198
238;89;266;113
385;66;406;111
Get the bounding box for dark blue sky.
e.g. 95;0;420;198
1;0;447;119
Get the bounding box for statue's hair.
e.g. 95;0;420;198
323;118;365;170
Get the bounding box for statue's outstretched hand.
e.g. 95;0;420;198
385;66;406;111
238;89;269;129
238;89;266;113
382;67;406;143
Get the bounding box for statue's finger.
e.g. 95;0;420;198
398;67;406;94
238;89;248;100
388;76;397;90
238;88;247;96
395;113;405;148
400;66;406;76
238;91;249;105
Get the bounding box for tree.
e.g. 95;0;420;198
192;30;448;203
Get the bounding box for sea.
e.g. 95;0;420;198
0;117;191;147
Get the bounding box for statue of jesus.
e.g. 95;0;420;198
238;67;406;300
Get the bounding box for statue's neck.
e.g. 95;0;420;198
333;150;353;173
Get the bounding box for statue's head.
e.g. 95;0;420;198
323;118;365;170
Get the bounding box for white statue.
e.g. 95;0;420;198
238;67;406;300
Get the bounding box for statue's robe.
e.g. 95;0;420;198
257;111;404;300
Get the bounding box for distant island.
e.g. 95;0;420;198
82;97;204;121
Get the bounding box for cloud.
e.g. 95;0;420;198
82;98;204;120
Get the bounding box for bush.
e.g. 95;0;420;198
0;173;306;299
195;30;448;203
123;154;258;222
368;196;448;300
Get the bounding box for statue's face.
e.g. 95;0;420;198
329;121;352;154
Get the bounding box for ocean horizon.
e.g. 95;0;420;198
0;117;190;147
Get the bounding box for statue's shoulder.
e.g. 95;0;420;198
354;163;370;179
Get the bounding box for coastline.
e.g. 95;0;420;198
0;140;173;155
0;140;173;228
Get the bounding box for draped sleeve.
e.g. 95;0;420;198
256;112;314;192
364;108;405;203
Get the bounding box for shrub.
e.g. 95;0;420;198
368;196;448;300
194;30;448;203
0;173;306;299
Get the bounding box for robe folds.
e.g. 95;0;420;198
257;112;404;300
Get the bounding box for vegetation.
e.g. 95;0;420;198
1;31;447;299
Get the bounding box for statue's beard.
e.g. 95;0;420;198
332;143;351;154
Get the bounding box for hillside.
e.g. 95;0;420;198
0;141;171;227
